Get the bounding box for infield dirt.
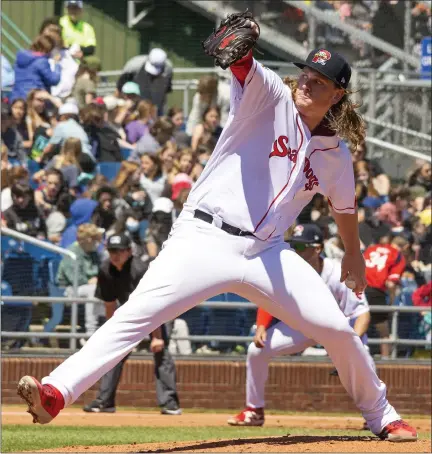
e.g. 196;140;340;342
3;408;430;453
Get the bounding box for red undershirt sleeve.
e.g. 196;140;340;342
256;307;274;329
230;50;253;87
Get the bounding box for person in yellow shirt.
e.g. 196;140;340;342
60;1;97;59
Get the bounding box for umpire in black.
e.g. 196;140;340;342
83;233;182;415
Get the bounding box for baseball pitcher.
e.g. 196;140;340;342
18;11;416;442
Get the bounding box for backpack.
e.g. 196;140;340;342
89;126;122;163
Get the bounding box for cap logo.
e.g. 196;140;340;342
109;236;121;245
293;225;304;237
341;77;346;84
311;49;331;66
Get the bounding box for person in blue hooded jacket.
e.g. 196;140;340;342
10;35;61;103
60;197;98;249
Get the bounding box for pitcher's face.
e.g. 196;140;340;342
295;68;343;116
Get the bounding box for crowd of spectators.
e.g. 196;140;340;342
223;0;431;67
1;1;430;357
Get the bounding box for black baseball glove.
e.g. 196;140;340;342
202;10;260;70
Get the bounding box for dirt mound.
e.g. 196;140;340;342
3;407;428;453
37;435;431;453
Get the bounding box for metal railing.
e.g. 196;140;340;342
363;116;432;142
284;0;420;69
0;12;32;46
1;295;430;359
364;137;431;162
1;68;429;165
2;60;430;163
98;65;431;81
0;12;32;61
0;227;80;350
177;0;308;61
96;66;431;165
98;64;295;117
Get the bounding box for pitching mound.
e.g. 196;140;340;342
4;408;428;453
37;436;431;453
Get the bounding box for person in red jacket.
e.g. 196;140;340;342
364;236;410;358
412;282;432;308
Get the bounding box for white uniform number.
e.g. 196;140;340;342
365;248;389;272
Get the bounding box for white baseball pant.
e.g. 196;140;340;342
42;211;399;434
246;320;377;409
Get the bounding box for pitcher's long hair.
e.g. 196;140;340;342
283;77;366;148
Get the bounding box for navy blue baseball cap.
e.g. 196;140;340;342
289;224;324;245
294;48;351;90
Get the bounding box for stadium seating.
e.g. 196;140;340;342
210;293;256;352
97;162;122;182
27;159;42;189
120;148;131;160
1;238;63;298
181;294;226;337
1;281;13;300
180;293;256;352
224;293;256;338
27;159;41;177
1;235;22;258
394;279;422;358
38;255;62;295
23;242;60;261
44;278;66;335
8;158;21;167
1;251;38;302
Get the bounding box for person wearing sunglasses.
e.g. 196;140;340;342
228;223;373;429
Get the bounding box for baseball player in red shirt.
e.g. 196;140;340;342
364;236;410;358
17;14;417;441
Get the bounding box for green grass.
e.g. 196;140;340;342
2;425;430;453
0;426;367;452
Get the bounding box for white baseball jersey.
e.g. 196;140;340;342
185;59;356;241
321;257;370;320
